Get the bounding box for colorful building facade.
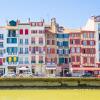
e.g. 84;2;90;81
30;20;46;76
69;30;82;76
0;17;100;77
45;18;57;77
5;21;18;75
56;27;70;76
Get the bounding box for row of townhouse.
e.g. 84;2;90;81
0;16;100;77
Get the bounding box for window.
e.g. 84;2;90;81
0;42;3;48
76;47;80;53
8;30;16;37
52;40;55;45
90;41;95;46
56;34;63;38
12;38;17;43
31;30;37;34
47;48;51;53
70;40;75;45
90;57;95;64
83;40;87;46
25;29;28;35
0;34;3;39
75;39;80;45
47;40;50;45
38;47;43;53
37;22;43;26
57;41;63;47
25;57;29;64
25;39;28;45
82;49;86;54
63;34;69;38
25;48;29;54
89;33;94;38
51;48;55;54
20;29;23;35
83;33;87;38
31;56;35;63
12;47;17;54
71;56;75;62
39;38;43;44
39;30;44;34
19;48;23;54
13;56;18;63
59;58;64;64
7;47;12;54
7;38;12;43
63;41;69;47
7;38;17;43
57;49;63;55
71;47;75;53
19;39;23;45
39;56;43;63
0;50;3;56
65;58;68;64
76;56;80;62
31;47;35;54
19;57;23;64
31;38;35;44
90;48;95;54
64;49;69;54
83;57;87;64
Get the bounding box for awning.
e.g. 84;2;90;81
46;66;56;70
18;67;29;70
72;67;100;71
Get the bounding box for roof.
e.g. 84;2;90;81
63;28;81;33
0;26;17;30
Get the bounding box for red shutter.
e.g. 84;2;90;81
25;29;28;35
52;40;55;45
83;57;87;64
20;29;23;35
71;56;75;62
76;56;80;62
90;57;95;64
75;39;80;45
0;58;2;65
87;41;90;45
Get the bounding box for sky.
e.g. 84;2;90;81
0;0;100;28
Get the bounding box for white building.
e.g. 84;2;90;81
30;20;46;76
82;16;100;74
17;20;32;75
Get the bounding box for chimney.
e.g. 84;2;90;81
51;18;57;33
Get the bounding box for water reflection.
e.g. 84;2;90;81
0;90;100;100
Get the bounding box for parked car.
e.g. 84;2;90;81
82;73;93;77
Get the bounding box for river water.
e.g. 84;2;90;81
0;89;99;100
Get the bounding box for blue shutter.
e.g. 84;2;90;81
7;48;9;53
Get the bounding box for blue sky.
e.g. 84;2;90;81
0;0;100;28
